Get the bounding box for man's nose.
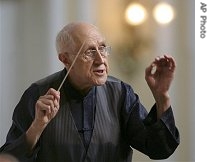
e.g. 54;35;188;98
94;49;104;63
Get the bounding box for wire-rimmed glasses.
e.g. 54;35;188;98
82;46;111;61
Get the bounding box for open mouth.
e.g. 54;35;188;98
97;70;104;73
94;69;105;75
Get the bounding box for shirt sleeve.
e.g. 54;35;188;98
121;82;180;160
0;84;40;161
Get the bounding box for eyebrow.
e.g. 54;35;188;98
85;42;106;50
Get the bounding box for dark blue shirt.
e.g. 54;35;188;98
64;81;96;150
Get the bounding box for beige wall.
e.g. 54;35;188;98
0;0;194;161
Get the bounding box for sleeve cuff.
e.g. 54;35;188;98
144;104;179;140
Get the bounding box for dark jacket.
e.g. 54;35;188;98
0;69;180;162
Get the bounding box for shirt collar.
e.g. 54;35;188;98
61;68;95;100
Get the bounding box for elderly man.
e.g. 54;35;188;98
0;22;179;162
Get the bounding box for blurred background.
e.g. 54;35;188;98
0;0;194;161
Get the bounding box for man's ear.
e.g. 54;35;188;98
58;53;70;67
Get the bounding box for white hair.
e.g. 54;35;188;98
55;23;76;55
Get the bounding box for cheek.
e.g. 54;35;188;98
106;63;109;73
70;60;86;75
76;62;92;76
76;59;90;68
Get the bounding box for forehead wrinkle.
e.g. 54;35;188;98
72;26;106;52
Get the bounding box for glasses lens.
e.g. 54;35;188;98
83;46;111;61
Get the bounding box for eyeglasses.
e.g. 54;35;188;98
82;46;111;61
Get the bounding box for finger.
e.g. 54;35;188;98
155;56;161;62
168;56;176;69
154;56;166;65
46;88;56;95
36;100;51;114
164;55;176;71
52;105;59;115
163;54;174;64
156;55;174;68
44;88;60;106
47;88;60;99
53;99;60;110
39;94;55;101
145;62;156;76
38;97;55;109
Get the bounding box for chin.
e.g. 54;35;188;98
94;76;107;85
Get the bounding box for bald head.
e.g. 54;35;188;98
56;22;104;55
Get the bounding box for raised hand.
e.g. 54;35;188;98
34;88;60;126
145;55;176;118
26;88;60;150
